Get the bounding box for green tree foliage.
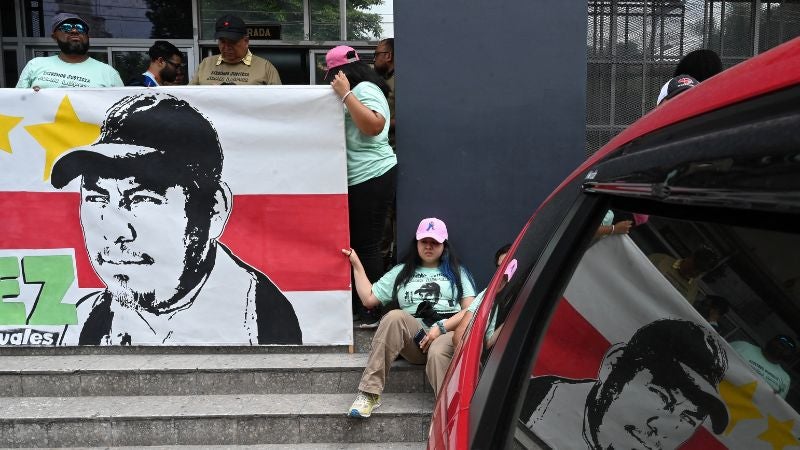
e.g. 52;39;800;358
345;0;384;40
113;51;151;84
194;0;383;40
146;0;193;39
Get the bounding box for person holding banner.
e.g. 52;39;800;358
190;15;282;86
730;335;795;398
342;217;476;417
326;45;397;325
51;93;302;346
648;247;719;305
16;13;123;89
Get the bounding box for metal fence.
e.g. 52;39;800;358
586;0;800;155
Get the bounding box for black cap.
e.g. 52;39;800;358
51;93;223;189
215;15;247;40
658;74;699;105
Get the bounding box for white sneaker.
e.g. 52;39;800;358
348;391;381;418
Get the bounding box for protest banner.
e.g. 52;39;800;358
527;236;800;449
0;86;352;346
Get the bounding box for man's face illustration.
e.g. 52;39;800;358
594;368;705;450
422;291;438;302
80;175;206;310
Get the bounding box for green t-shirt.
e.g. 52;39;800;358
344;81;397;186
731;340;791;398
467;289;485;313
468;289;498;342
16;56;123;88
372;265;475;320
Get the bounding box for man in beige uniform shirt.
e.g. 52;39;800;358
190;15;281;85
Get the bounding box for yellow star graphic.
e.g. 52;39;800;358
0;114;23;153
758;415;799;450
24;96;100;180
720;380;763;435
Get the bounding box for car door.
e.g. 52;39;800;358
466;81;800;450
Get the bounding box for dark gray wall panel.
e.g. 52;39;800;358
394;1;588;288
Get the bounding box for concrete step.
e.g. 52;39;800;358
0;393;433;447
0;353;432;397
0;326;376;356
14;445;427;450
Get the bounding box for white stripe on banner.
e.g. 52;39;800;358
0;86;347;194
285;290;354;346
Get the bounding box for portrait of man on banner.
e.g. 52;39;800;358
52;93;303;345
522;318;729;450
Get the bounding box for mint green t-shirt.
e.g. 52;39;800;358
467;289;485;313
372;265;476;321
344;81;397;186
16;55;123;88
468;289;498;342
730;340;791;398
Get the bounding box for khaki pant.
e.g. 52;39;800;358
359;309;455;397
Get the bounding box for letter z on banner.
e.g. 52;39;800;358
0;86;352;346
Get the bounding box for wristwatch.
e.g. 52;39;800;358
436;320;447;334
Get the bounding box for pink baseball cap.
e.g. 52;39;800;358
416;218;448;243
503;258;518;281
325;45;360;79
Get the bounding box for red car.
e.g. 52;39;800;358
429;38;800;450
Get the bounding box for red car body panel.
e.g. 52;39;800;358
427;37;800;449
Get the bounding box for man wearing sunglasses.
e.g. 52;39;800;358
126;40;185;87
16;13;123;89
731;334;796;398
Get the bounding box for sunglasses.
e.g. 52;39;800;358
57;23;87;34
776;335;796;350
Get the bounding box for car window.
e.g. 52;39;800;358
510;209;800;449
475;261;518;369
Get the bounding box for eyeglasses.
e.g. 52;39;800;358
57;23;87;34
373;51;390;58
163;59;185;70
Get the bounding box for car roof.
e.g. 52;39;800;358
601;37;800;157
548;37;800;204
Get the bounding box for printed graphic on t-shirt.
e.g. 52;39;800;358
205;70;252;84
35;70;94;87
745;360;788;394
402;272;459;310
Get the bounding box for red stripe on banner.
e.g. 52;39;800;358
682;428;728;449
531;298;728;449
0;192;103;288
220;194;350;292
0;192;350;292
532;297;610;379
